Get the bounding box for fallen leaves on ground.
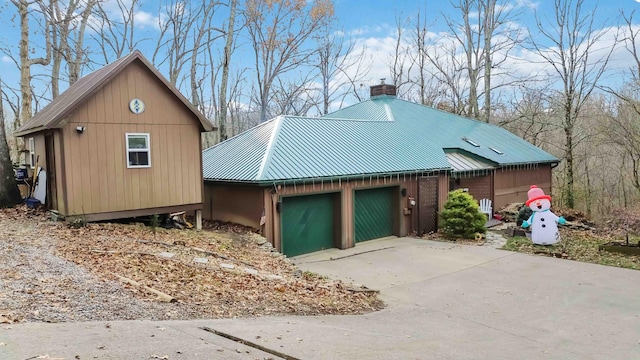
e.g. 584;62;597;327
502;229;640;270
0;206;383;322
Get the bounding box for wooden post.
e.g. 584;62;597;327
195;209;202;230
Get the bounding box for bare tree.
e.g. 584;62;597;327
449;0;481;118
218;0;239;140
423;36;467;114
42;0;97;98
271;76;317;116
313;22;370;114
153;1;224;106
244;0;335;122
91;0;147;63
406;9;445;106
388;15;411;96
600;11;640;195
0;80;23;207
530;0;616;208
603;87;640;194
445;0;520;122
153;1;195;87
500;85;557;148
10;0;51;126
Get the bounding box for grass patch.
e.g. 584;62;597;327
502;229;640;270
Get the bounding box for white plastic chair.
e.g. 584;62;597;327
479;199;492;219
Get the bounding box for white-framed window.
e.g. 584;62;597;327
125;133;151;168
28;137;35;169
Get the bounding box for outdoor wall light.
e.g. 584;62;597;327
76;126;86;134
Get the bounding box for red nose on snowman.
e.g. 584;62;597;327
525;185;551;206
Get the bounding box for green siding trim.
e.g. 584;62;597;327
281;194;335;257
354;187;394;242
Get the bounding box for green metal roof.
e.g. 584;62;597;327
203;115;450;182
202;95;558;183
328;95;558;166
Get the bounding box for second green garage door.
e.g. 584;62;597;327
281;194;336;257
354;187;395;242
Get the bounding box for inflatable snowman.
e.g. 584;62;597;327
521;185;566;245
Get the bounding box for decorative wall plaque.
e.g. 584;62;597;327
129;98;145;114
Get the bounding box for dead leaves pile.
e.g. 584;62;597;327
1;207;382;319
503;228;640;270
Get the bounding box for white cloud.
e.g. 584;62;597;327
1;56;12;63
93;0;162;30
349;27;372;36
134;10;161;29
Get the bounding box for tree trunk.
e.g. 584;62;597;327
68;0;96;85
584;153;591;217
18;1;31;127
483;0;494;122
0;81;23;207
219;0;237;141
564;117;575;208
14;0;51;125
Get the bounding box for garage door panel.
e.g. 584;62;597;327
281;194;335;257
354;187;394;242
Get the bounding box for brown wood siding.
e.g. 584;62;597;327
61;61;203;216
203;184;263;228
266;173;446;252
204;173;448;253
455;174;493;204
53;130;66;214
494;165;552;210
438;172;449;214
31;133;47;174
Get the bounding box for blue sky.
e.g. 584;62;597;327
0;0;639;113
334;0;635;31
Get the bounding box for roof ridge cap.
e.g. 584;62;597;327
203;117;278;152
256;116;284;180
384;103;395;121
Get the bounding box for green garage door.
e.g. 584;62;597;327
281;194;335;257
354;187;394;242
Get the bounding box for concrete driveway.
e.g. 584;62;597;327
206;236;640;360
3;237;639;359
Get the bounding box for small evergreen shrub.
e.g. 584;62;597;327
439;190;487;239
516;204;533;226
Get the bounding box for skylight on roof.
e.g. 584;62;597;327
490;147;504;155
462;137;480;147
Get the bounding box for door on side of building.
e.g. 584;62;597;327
45;134;58;210
281;193;336;257
354;187;395;242
418;176;438;235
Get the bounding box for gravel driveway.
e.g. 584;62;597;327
0;212;202;323
0;207;381;324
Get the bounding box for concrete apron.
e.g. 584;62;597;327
292;236;509;303
281;237;640;359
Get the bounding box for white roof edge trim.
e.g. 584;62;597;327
256;116;284;180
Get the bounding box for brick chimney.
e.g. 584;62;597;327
370;79;397;98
